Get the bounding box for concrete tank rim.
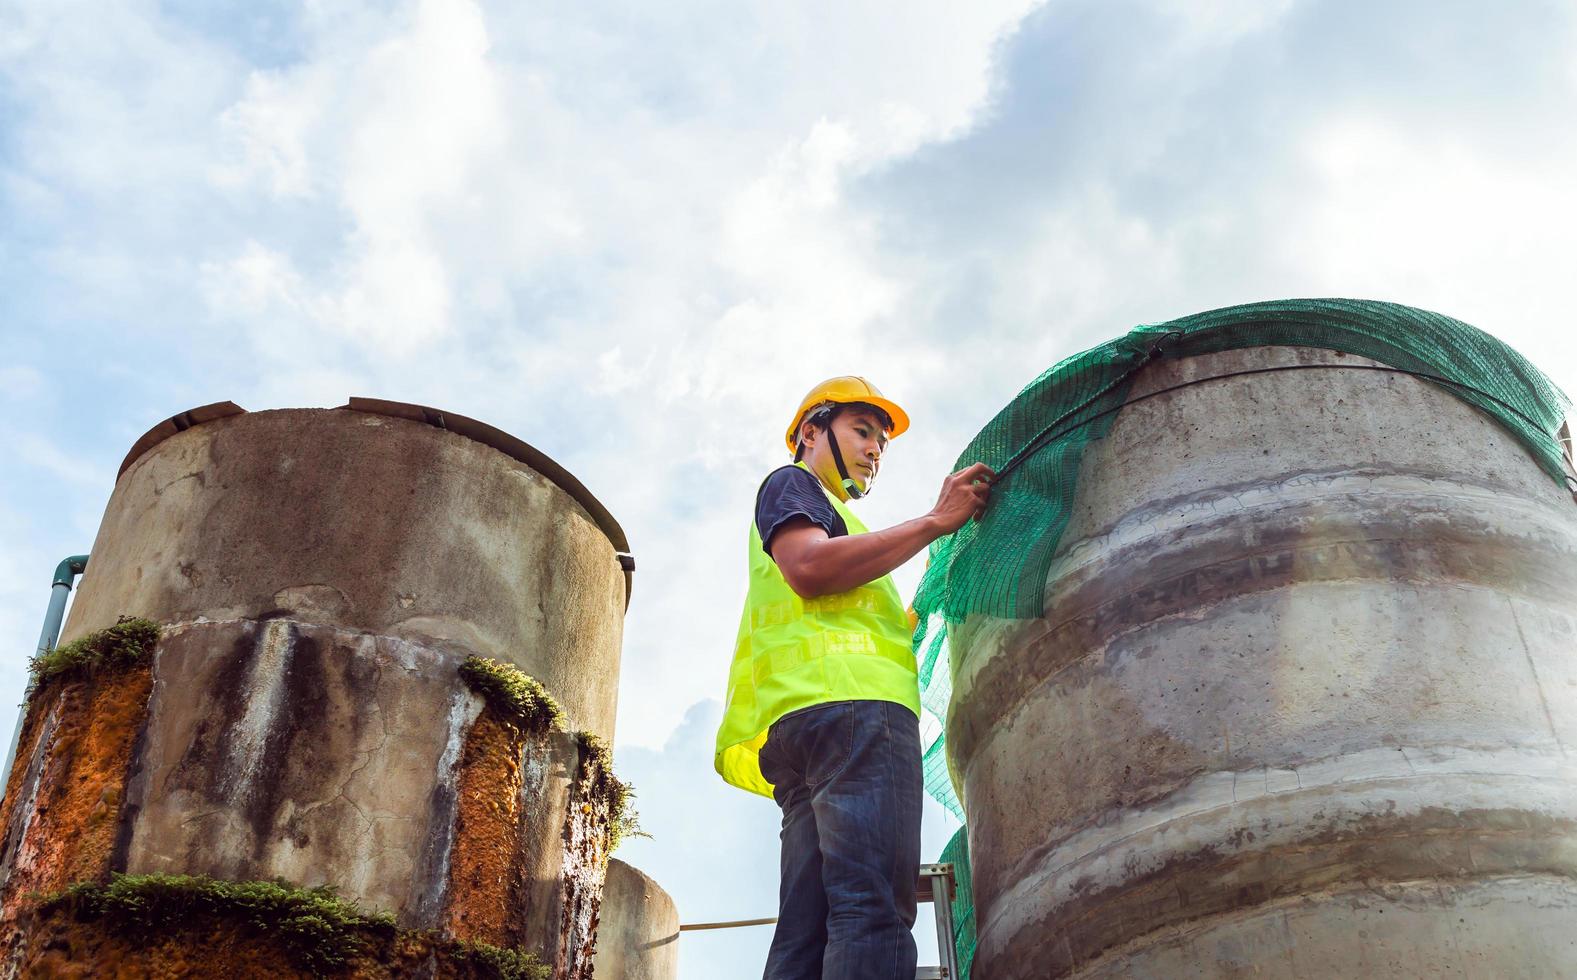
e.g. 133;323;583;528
114;396;633;560
116;400;247;480
607;856;672;894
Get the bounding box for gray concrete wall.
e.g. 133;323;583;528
594;859;679;980
62;406;626;740
112;618;483;921
948;347;1577;978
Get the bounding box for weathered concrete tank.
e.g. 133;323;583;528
0;400;634;978
949;346;1577;977
593;859;680;980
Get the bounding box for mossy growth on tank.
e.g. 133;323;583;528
29;616;160;687
459;656;565;735
448;939;550;980
575;732;647;852
39;873;547;979
44;873;390;971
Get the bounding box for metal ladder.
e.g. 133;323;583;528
677;862;961;979
917;862;962;980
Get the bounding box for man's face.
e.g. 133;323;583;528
802;407;889;498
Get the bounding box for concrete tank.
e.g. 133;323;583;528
0;400;633;977
593;859;680;980
948;346;1577;978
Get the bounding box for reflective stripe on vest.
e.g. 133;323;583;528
714;463;919;798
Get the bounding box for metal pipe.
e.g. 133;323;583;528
37;555;88;655
677;917;778;932
1;554;89;803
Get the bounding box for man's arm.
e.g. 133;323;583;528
771;462;994;598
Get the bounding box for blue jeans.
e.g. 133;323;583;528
758;699;922;980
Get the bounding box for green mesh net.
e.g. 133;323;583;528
917;298;1573;977
938;826;976;979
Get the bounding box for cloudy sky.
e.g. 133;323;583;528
3;0;1576;975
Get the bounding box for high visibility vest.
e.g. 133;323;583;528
714;463;920;798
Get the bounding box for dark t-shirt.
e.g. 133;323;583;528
755;465;847;558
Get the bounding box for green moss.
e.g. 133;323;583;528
29;617;160;687
458;657;565;736
42;873;391;973
450;938;551;980
574;732;648;853
40;873;548;979
606;781;649;854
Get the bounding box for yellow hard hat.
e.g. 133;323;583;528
784;376;910;454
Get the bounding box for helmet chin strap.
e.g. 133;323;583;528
793;405;872;499
823;425;870;499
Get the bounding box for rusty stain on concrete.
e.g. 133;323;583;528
443;711;584;953
0;660;154;919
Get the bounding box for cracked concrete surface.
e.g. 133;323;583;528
951;347;1577;978
119;620;484;925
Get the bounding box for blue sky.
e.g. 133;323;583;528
3;1;1577;976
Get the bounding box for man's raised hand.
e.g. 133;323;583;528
930;462;995;534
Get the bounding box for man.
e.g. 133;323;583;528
714;376;993;980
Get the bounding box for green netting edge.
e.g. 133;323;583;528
917;299;1572;979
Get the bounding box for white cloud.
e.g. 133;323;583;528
194;0;1047;360
201;240;311;315
1165;0;1299;45
1294;118;1577;353
207;0;506;349
214;70;320;198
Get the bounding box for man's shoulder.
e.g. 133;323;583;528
755;465;827;517
753;464;846;547
758;464;820;495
